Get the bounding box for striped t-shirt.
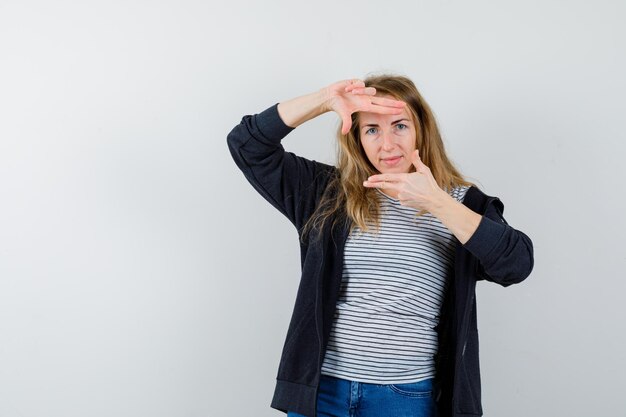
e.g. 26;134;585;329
320;185;470;384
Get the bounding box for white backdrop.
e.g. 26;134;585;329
1;1;625;416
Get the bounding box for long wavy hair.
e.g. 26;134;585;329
302;74;474;238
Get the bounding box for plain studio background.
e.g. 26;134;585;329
1;0;624;416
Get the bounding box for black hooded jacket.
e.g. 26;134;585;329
227;104;534;417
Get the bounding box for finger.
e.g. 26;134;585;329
363;179;401;191
349;87;376;96
344;79;365;92
341;113;352;135
411;149;428;173
345;82;367;92
365;104;405;115
370;96;406;108
411;149;423;172
366;99;406;115
366;173;404;183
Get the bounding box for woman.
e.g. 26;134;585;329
227;75;534;417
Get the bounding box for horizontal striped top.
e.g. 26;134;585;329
320;185;470;384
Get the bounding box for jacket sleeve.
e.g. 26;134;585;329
226;103;335;231
462;200;534;287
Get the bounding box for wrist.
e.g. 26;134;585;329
317;87;332;114
278;89;330;128
427;189;482;244
427;189;453;215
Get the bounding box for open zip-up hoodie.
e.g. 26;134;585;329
227;104;534;417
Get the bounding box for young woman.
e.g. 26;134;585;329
227;75;534;417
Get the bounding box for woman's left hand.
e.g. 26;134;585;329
363;149;446;212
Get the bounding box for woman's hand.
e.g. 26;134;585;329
322;79;406;134
362;149;445;211
277;78;405;136
363;149;483;244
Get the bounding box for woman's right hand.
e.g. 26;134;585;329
277;79;406;134
322;79;406;134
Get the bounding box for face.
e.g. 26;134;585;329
358;99;417;174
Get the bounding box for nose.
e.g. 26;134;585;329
381;130;395;151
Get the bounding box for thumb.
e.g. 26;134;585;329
341;112;352;135
412;149;425;172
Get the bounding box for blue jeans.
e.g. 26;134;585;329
287;374;438;417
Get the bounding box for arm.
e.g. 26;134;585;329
427;191;482;245
227;103;332;230
277;79;406;133
363;150;534;286
227;79;406;230
363;148;482;243
461;200;534;287
276;89;328;129
423;188;534;287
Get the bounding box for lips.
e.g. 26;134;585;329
381;156;402;166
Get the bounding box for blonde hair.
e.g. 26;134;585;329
303;74;473;238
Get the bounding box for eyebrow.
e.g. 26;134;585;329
362;119;410;128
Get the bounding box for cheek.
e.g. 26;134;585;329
360;140;375;157
360;141;380;166
401;131;417;150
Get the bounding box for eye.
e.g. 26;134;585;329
365;127;378;135
395;123;408;130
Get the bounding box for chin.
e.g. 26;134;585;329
377;166;411;174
